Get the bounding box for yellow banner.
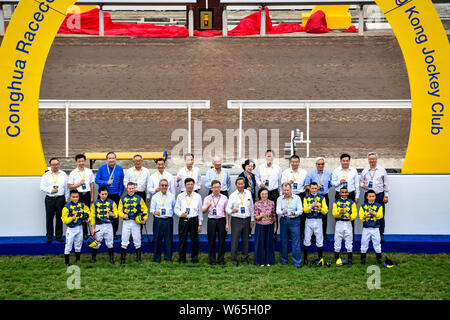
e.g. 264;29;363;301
0;0;449;175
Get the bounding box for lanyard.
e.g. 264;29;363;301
160;192;167;208
317;170;324;185
291;170;300;181
185;193;194;208
157;170;164;181
368;168;377;180
284;197;292;210
51;172;59;185
78;169;86;181
185;167;194;178
342;168;348;180
214;168;222;182
238;192;246;207
211;195;220;209
265;165;274;179
133;168;143;182
107;165;116;180
246;172;253;187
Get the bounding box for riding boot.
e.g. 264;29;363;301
108;248;115;264
121;248;127;265
91;249;97;263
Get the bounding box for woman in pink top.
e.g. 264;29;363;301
253;188;276;266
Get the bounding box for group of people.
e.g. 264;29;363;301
40;150;390;267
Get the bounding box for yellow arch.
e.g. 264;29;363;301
0;0;449;175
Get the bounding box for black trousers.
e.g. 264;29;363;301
207;217;227;264
45;195;65;238
178;216;199;263
230;217;251;263
107;194;121;236
335;191;356;236
79;191;91;237
295;192;307;239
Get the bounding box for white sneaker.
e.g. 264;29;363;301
266;264;271;267
260;265;264;267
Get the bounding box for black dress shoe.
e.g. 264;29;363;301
46;237;52;244
191;259;199;264
56;237;64;243
209;262;216;266
232;261;238;267
178;259;187;264
218;261;225;266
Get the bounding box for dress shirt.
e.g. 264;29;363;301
202;193;228;219
150;191;176;218
281;168;308;194
68;167;95;192
147;170;176;197
360;165;390;197
95;164;124;195
226;189;255;221
276;194;303;218
332;166;360;199
174;191;204;225
255;163;282;193
124;167;150;196
40;170;69;200
305;169;333;196
176;166;202;192
204;167;231;192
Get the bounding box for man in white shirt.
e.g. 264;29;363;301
148;158;176;198
176;153;202;193
40;158;69;243
332;153;360;239
68;154;95;240
124;154;150;202
175;177;203;264
255;149;282;239
226;177;255;267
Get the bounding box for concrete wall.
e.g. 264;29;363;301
0;174;449;237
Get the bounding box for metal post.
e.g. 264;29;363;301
65;102;69;158
222;7;228;37
306;103;310;158
238;103;243;160
188;7;194;37
188;103;192;153
0;5;5;36
99;6;104;36
290;130;294;156
358;4;364;36
260;6;266;36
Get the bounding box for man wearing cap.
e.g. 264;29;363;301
360;152;389;243
305;157;333;242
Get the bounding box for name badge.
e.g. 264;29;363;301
343;182;348;189
186;208;190;215
212;208;217;216
265;180;269;187
161;208;166;216
293;183;298;190
240;207;246;214
368;181;373;188
81;183;86;190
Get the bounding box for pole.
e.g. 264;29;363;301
99;6;104;36
238;103;243;160
65;101;69;158
188;103;192;154
188;7;194;37
0;5;5;36
222;6;228;37
358;4;364;36
260;6;266;36
306;103;310;158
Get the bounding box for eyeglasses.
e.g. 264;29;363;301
316;163;324;165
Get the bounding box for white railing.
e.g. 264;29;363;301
227;99;411;159
39;99;210;157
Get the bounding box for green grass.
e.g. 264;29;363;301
0;252;449;300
